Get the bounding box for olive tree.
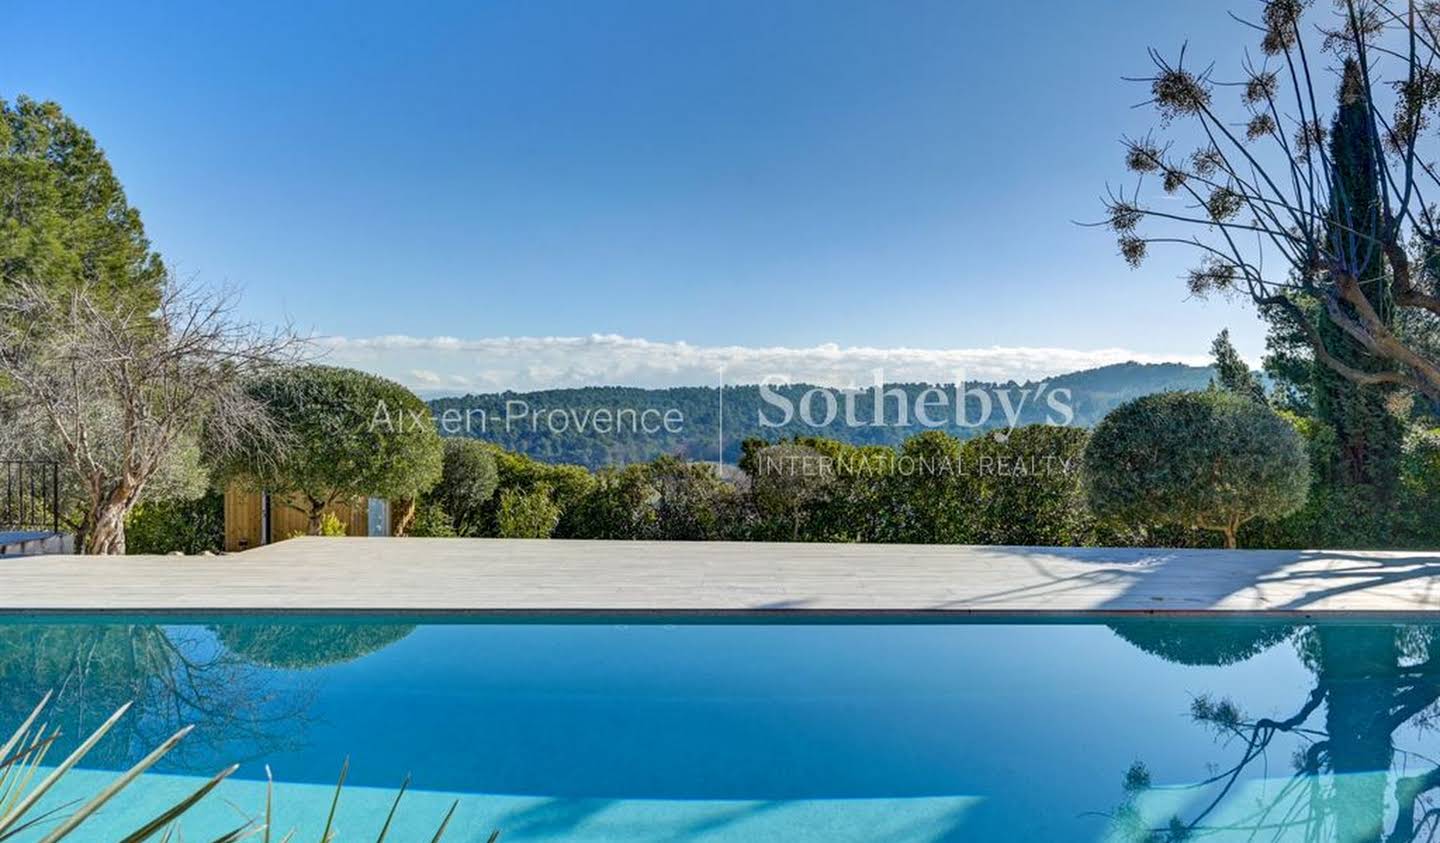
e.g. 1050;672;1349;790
0;280;295;554
236;365;443;534
1082;390;1310;548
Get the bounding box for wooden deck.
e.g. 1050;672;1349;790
2;538;1439;616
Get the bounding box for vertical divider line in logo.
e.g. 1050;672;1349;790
717;362;725;469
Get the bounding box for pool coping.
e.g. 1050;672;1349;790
4;537;1440;617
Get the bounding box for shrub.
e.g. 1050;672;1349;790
286;511;346;540
488;448;595;537
408;502;459;537
496;484;562;538
1398;427;1440;547
1082;390;1310;548
125;492;224;555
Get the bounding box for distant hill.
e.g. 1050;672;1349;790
428;362;1216;468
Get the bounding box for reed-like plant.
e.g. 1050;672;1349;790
0;694;499;842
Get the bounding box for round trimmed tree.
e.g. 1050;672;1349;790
240;365;443;534
1081;390;1309;548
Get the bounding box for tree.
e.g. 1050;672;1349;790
647;455;733;540
880;431;969;544
962;425;1097;546
237;365;443;534
429;438;499;536
484;447;596;538
1105;623;1440;842
1264;59;1407;500
0;96;163;304
1082;391;1310;548
214;623;415;669
1102;1;1440;402
566;463;655;540
496;484;562;538
0;280;293;553
1313;60;1404;493
1210;329;1267;403
744;442;836;540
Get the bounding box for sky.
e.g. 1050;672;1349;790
3;0;1265;393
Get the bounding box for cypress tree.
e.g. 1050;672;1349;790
1314;59;1402;503
1210;329;1266;403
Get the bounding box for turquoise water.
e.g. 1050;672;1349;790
1;617;1436;841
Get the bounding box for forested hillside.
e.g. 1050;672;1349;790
428;362;1215;467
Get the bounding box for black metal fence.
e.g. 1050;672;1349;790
1;461;60;534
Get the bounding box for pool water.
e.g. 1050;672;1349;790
2;617;1436;842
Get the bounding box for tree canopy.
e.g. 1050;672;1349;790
0;96;163;303
1082;390;1310;547
237;365;443;533
427;437;499;536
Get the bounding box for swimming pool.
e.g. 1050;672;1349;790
2;616;1434;841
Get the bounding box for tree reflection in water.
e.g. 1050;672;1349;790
0;622;414;772
1105;621;1440;843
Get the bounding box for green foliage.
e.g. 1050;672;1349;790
747;442;835;540
317;511;347;536
214;624;415;669
496;483;563;538
1263;61;1404;514
1082;391;1310;547
125;491;224;555
0;95;164;301
1398;427;1440;547
429;438;499;536
647;455;734;540
239;366;443;530
565;463;656;540
962;425;1096;546
1209;329;1265;403
782;436;894;542
1107;621;1296;666
408;501;459;537
881;431;969;544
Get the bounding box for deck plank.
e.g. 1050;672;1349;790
1;538;1438;615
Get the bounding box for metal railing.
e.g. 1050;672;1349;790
1;461;60;534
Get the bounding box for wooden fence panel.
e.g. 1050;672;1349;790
225;486;377;552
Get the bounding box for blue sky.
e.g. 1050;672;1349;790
4;1;1263;391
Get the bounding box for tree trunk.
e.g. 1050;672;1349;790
85;501;129;555
393;498;417;537
1222;524;1238;550
83;480;138;555
307;496;326;535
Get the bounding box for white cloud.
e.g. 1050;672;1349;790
317;334;1212;394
